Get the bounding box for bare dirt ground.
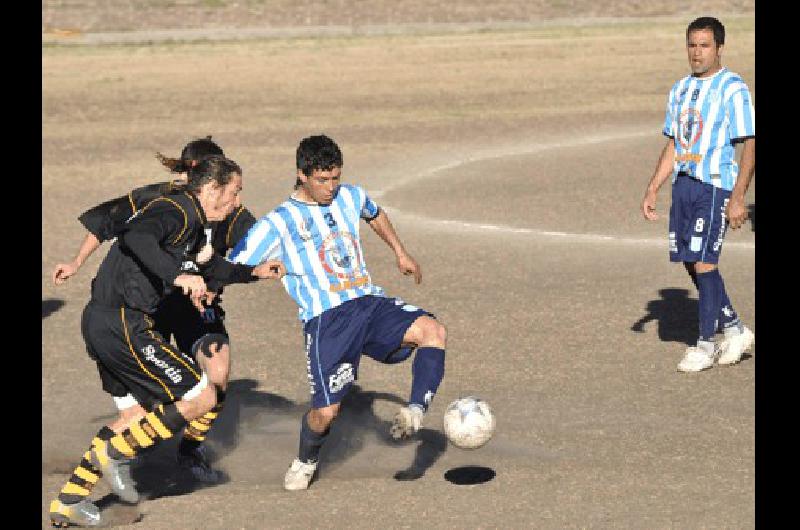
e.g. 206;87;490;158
43;4;755;528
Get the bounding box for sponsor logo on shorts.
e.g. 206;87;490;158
329;363;354;393
141;344;183;384
669;232;677;253
690;236;703;253
713;198;729;252
305;333;315;395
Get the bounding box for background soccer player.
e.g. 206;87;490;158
229;134;447;490
640;16;755;372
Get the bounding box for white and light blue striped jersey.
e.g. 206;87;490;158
228;183;385;322
663;67;755;191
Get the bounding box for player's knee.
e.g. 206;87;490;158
694;262;717;274
310;404;340;430
421;319;447;348
180;381;217;421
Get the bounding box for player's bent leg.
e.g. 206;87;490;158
285;404;340;491
178;335;231;482
391;317;447;439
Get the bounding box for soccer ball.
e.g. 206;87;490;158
443;396;495;449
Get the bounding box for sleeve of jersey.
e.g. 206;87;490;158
119;206;184;285
228;217;281;266
359;188;381;221
662;86;676;138
78;194;134;241
225;206;258;251
726;86;755;140
202;254;257;291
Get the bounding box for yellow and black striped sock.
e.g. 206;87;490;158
102;403;188;460
179;391;225;452
54;426;115;506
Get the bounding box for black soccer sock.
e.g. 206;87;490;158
55;426;115;505
104;402;187;460
298;412;329;464
180;389;226;453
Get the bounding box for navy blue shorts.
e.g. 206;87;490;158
668;175;731;264
303;295;432;408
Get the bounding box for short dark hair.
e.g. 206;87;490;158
186;154;241;193
156;136;225;174
687;16;725;46
295;134;343;187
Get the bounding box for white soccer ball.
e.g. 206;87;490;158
443;396;495;449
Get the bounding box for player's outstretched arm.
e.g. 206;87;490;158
367;209;422;284
726;137;755;230
642;138;676;221
53;232;101;285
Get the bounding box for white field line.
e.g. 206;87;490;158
373;129;755;251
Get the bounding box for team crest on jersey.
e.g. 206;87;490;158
318;232;363;279
678;108;703;149
298;219;315;242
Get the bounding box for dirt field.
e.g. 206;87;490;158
42;7;755;529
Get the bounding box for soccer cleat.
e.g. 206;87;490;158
283;458;318;491
177;444;221;483
390;405;424;440
717;326;755;365
677;346;716;373
90;442;139;504
49;499;102;528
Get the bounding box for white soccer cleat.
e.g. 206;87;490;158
284;458;318;491
677;346;716;373
717;326;755;365
390;405;424;440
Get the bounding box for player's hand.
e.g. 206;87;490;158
641;191;659;221
253;259;286;280
397;253;422;284
174;274;207;298
726;196;748;230
53;261;79;285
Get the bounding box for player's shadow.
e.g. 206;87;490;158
319;384;448;481
42;298;65;319
631;288;698;346
127;378;304;501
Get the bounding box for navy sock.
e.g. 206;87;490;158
298;412;329;464
409;347;445;411
696;269;721;343
714;271;742;332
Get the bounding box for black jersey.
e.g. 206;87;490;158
90;191;209;313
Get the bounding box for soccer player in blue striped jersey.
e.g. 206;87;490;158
641;16;755;372
229;134;447;490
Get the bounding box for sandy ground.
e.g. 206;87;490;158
43;11;755;529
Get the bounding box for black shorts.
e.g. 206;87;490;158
151;292;228;357
82;302;205;409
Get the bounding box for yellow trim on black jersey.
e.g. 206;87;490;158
128;192;137;214
136;196;189;245
120;307;174;401
226;205;246;248
184;191;203;222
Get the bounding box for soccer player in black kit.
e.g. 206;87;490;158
53;138;258;482
48;155;283;527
